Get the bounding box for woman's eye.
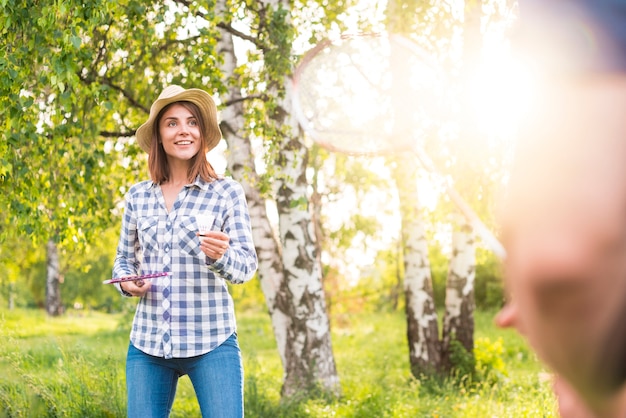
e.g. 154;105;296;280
189;120;197;126
168;121;177;127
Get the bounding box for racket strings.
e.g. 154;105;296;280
293;34;444;156
293;33;505;258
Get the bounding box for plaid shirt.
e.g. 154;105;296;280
113;176;257;359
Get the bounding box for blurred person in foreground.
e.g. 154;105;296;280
112;85;257;417
495;1;626;417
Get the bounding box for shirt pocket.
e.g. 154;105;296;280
178;216;202;258
137;216;160;254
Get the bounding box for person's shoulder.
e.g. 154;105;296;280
127;180;155;196
216;176;240;186
210;176;245;195
203;175;238;188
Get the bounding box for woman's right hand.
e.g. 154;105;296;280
120;279;151;297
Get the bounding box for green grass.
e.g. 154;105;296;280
0;308;557;417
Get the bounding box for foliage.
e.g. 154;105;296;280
57;227;129;312
427;243;505;310
446;335;508;388
427;242;450;308
316;240;504;318
1;0;137;248
474;336;508;385
227;273;266;313
326;246;404;315
474;248;505;309
0;308;556;417
311;151;402;313
448;338;476;379
0;226;135;312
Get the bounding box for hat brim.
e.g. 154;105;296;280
135;87;222;153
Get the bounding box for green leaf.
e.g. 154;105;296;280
71;35;81;49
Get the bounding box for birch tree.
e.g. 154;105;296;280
385;0;496;376
256;1;340;397
440;0;484;368
441;217;476;370
385;0;448;376
213;0;290;367
393;158;441;375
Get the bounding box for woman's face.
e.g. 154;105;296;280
158;103;202;163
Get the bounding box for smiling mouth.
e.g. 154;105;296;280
175;140;193;145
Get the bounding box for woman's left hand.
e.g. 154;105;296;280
198;230;230;259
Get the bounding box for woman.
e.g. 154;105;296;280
112;85;258;418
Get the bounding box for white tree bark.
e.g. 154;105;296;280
217;0;340;397
274;80;340;397
45;238;63;316
442;215;476;369
393;158;440;376
438;0;481;369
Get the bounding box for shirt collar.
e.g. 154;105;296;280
147;175;210;191
189;176;210;191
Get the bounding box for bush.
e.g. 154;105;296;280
449;339;476;379
474;249;505;310
447;336;508;389
474;337;508;385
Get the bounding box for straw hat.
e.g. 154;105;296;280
135;85;222;153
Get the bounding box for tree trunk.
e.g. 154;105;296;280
393;158;440;377
8;282;15;310
385;0;440;376
220;0;340;397
437;0;483;372
441;216;476;371
45;238;63;316
215;8;291;368
390;239;403;311
273;81;340;396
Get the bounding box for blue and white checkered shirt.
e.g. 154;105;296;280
113;176;258;359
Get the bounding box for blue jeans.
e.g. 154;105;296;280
126;333;243;418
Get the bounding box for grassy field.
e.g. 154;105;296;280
0;307;557;417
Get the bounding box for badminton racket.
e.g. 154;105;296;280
292;32;506;259
103;272;171;285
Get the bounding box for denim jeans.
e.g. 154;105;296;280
126;333;243;418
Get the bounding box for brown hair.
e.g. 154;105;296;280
148;101;218;184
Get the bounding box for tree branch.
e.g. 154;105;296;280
100;78;150;114
216;21;262;47
156;34;203;53
223;94;267;107
170;0;264;49
99;130;136;138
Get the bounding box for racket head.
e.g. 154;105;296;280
292;32;446;156
103;272;171;284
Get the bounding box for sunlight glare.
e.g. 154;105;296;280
470;49;538;141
